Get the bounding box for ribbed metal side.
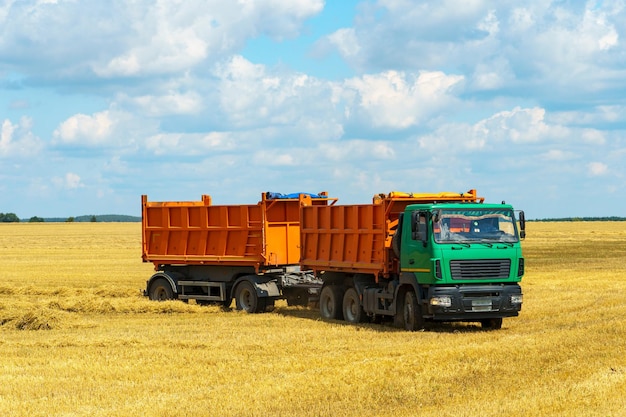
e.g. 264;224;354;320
450;259;511;280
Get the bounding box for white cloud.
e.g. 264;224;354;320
477;107;566;144
0;120;16;152
128;91;203;117
0;117;43;157
53;111;113;145
509;7;534;32
326;28;361;58
52;110;160;150
588;162;608;176
0;0;324;79
53;172;84;190
540;149;578;161
478;9;499;36
253;151;296;166
319;140;396;161
471;57;513;90
343;70;463;129
419;106;574;153
212;55;344;140
581;129;606;145
145;132;236;156
419;122;487;152
327;2;626;96
92;0;323;78
550;106;625;126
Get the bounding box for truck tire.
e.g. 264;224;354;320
149;278;175;301
235;281;265;313
343;288;365;323
480;318;503;330
402;291;424;331
319;285;343;320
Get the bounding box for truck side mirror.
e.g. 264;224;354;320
518;210;526;239
432;209;441;223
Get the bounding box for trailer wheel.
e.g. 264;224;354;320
343;288;365;323
319;285;343;320
149;278;175;301
480;318;503;330
235;281;265;313
402;291;424;331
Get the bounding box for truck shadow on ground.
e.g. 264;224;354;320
272;306;492;334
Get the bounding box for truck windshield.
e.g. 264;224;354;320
433;209;519;244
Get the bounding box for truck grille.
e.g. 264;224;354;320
450;259;511;280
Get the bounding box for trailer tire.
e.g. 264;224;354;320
235;281;265;313
343;288;365;323
402;291;424;331
319;285;343;320
149;278;175;301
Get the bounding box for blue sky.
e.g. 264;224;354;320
1;0;625;219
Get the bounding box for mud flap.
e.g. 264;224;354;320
250;280;280;298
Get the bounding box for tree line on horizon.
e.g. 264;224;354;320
0;213;141;223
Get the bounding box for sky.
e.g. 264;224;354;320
1;0;626;219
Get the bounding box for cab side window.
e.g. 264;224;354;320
411;212;428;241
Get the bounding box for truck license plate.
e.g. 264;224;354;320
471;298;492;312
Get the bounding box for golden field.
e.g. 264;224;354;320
1;221;625;417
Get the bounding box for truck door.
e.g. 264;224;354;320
401;210;432;284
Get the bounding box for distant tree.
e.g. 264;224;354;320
90;215;97;222
66;217;75;223
0;213;20;223
28;216;45;223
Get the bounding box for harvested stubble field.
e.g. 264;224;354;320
1;222;625;417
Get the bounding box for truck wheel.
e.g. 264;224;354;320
402;291;424;331
319;285;343;320
481;318;503;330
343;288;365;323
235;281;265;313
149;278;175;301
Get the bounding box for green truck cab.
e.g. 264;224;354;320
396;203;525;329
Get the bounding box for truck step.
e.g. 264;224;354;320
178;281;226;301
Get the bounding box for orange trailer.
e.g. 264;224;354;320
142;192;336;312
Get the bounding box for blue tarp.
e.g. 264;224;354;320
266;192;327;200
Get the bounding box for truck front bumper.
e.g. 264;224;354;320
426;284;522;321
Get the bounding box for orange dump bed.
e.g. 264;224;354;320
142;192;336;271
300;190;482;278
300;203;388;276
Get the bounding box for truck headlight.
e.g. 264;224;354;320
430;295;452;308
510;294;523;304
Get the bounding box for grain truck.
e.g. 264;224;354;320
300;190;525;330
142;192;337;312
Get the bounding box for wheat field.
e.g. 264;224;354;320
1;222;625;417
